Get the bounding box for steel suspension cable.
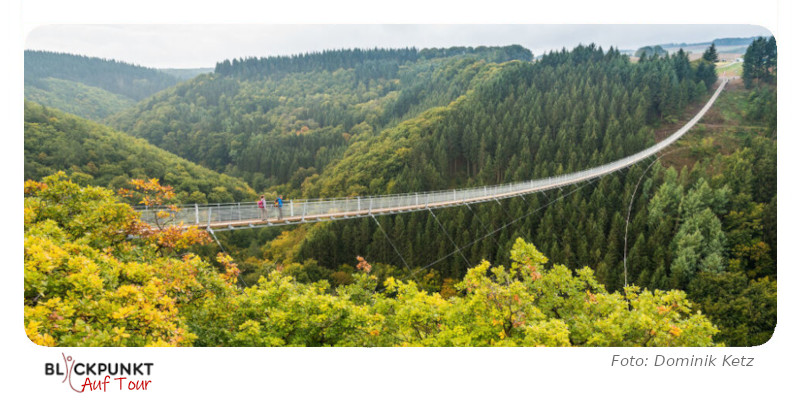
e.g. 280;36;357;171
465;202;502;248
407;173;610;280
622;149;685;288
493;194;537;245
371;214;413;275
427;208;473;273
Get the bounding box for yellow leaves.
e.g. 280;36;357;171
111;305;137;320
25;320;57;347
25;320;42;334
143;225;211;253
459;260;491;293
124;178;176;207
25;177;723;350
215;252;235;268
24;179;48;195
112;327;131;343
119;177;183;240
66;260;105;294
623;285;641;302
24;235;69;274
509;238;549;279
215;252;240;284
383;277;398;292
24;200;40;225
25;173;141;249
156;210;172;220
24;174;239;347
116;187;132;198
146;339;174;347
669;325;682;337
115;284;140;298
237;320;263;337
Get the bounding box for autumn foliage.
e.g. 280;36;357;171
25;174;719;347
24;173;215;346
117;177;211;254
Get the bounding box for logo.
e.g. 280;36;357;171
45;353;153;392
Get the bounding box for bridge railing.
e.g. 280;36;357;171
136;80;725;228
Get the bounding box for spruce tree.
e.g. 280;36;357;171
702;43;719;62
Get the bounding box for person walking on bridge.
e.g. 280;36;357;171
274;195;284;220
258;195;267;221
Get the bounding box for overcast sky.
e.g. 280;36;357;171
24;24;772;69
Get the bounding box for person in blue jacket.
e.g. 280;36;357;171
274;195;284;220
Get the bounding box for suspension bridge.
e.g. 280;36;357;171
138;79;727;232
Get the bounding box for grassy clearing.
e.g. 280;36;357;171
716;61;743;77
660;84;770;170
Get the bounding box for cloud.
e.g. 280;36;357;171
24;24;772;69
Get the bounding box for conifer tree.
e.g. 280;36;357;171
743;36;777;87
702;43;719;62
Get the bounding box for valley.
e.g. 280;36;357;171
23;36;777;347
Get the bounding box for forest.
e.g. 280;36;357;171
23;39;777;347
25;50;181;100
24;101;256;203
24;50;184;120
